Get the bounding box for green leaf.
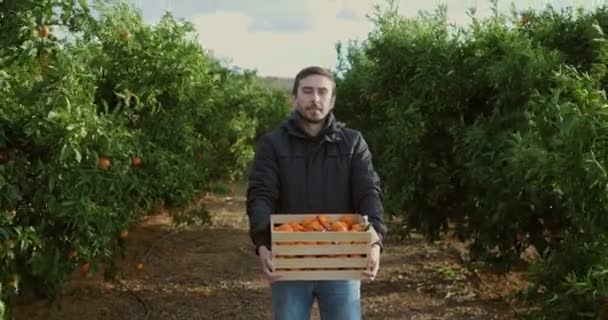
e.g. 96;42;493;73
74;148;82;163
48;175;55;192
60;144;70;162
0;299;5;319
78;0;90;11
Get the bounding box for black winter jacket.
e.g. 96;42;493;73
246;111;387;253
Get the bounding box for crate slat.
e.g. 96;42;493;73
272;231;371;242
274;257;368;269
273;244;369;255
275;270;366;281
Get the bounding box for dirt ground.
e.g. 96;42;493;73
13;184;532;320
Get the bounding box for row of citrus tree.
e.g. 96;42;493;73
0;1;290;317
335;3;608;319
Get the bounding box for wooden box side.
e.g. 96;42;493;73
274;270;365;281
269;213;379;281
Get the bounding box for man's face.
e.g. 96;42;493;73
292;74;335;124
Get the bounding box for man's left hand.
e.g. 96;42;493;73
362;244;381;281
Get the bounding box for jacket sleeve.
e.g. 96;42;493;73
351;132;387;249
246;135;280;254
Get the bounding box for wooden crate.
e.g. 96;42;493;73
270;213;379;281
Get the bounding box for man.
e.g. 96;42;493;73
246;66;387;320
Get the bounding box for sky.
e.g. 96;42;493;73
127;0;606;77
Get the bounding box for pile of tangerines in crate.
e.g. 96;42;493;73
272;214;365;234
271;214;371;276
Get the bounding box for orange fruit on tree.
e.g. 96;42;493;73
80;263;90;276
98;157;111;170
131;156;142;167
38;25;49;38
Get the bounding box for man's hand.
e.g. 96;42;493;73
362;243;381;281
258;246;282;282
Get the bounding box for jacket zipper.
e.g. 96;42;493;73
305;143;311;211
305;140;328;212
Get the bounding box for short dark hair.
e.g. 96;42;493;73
292;66;335;96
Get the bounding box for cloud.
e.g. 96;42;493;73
247;5;312;33
190;2;376;77
148;0;314;33
336;7;362;22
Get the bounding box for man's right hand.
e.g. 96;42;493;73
257;245;282;282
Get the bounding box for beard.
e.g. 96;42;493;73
297;104;330;124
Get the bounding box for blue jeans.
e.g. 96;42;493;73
270;280;361;320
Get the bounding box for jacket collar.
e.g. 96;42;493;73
282;110;343;142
